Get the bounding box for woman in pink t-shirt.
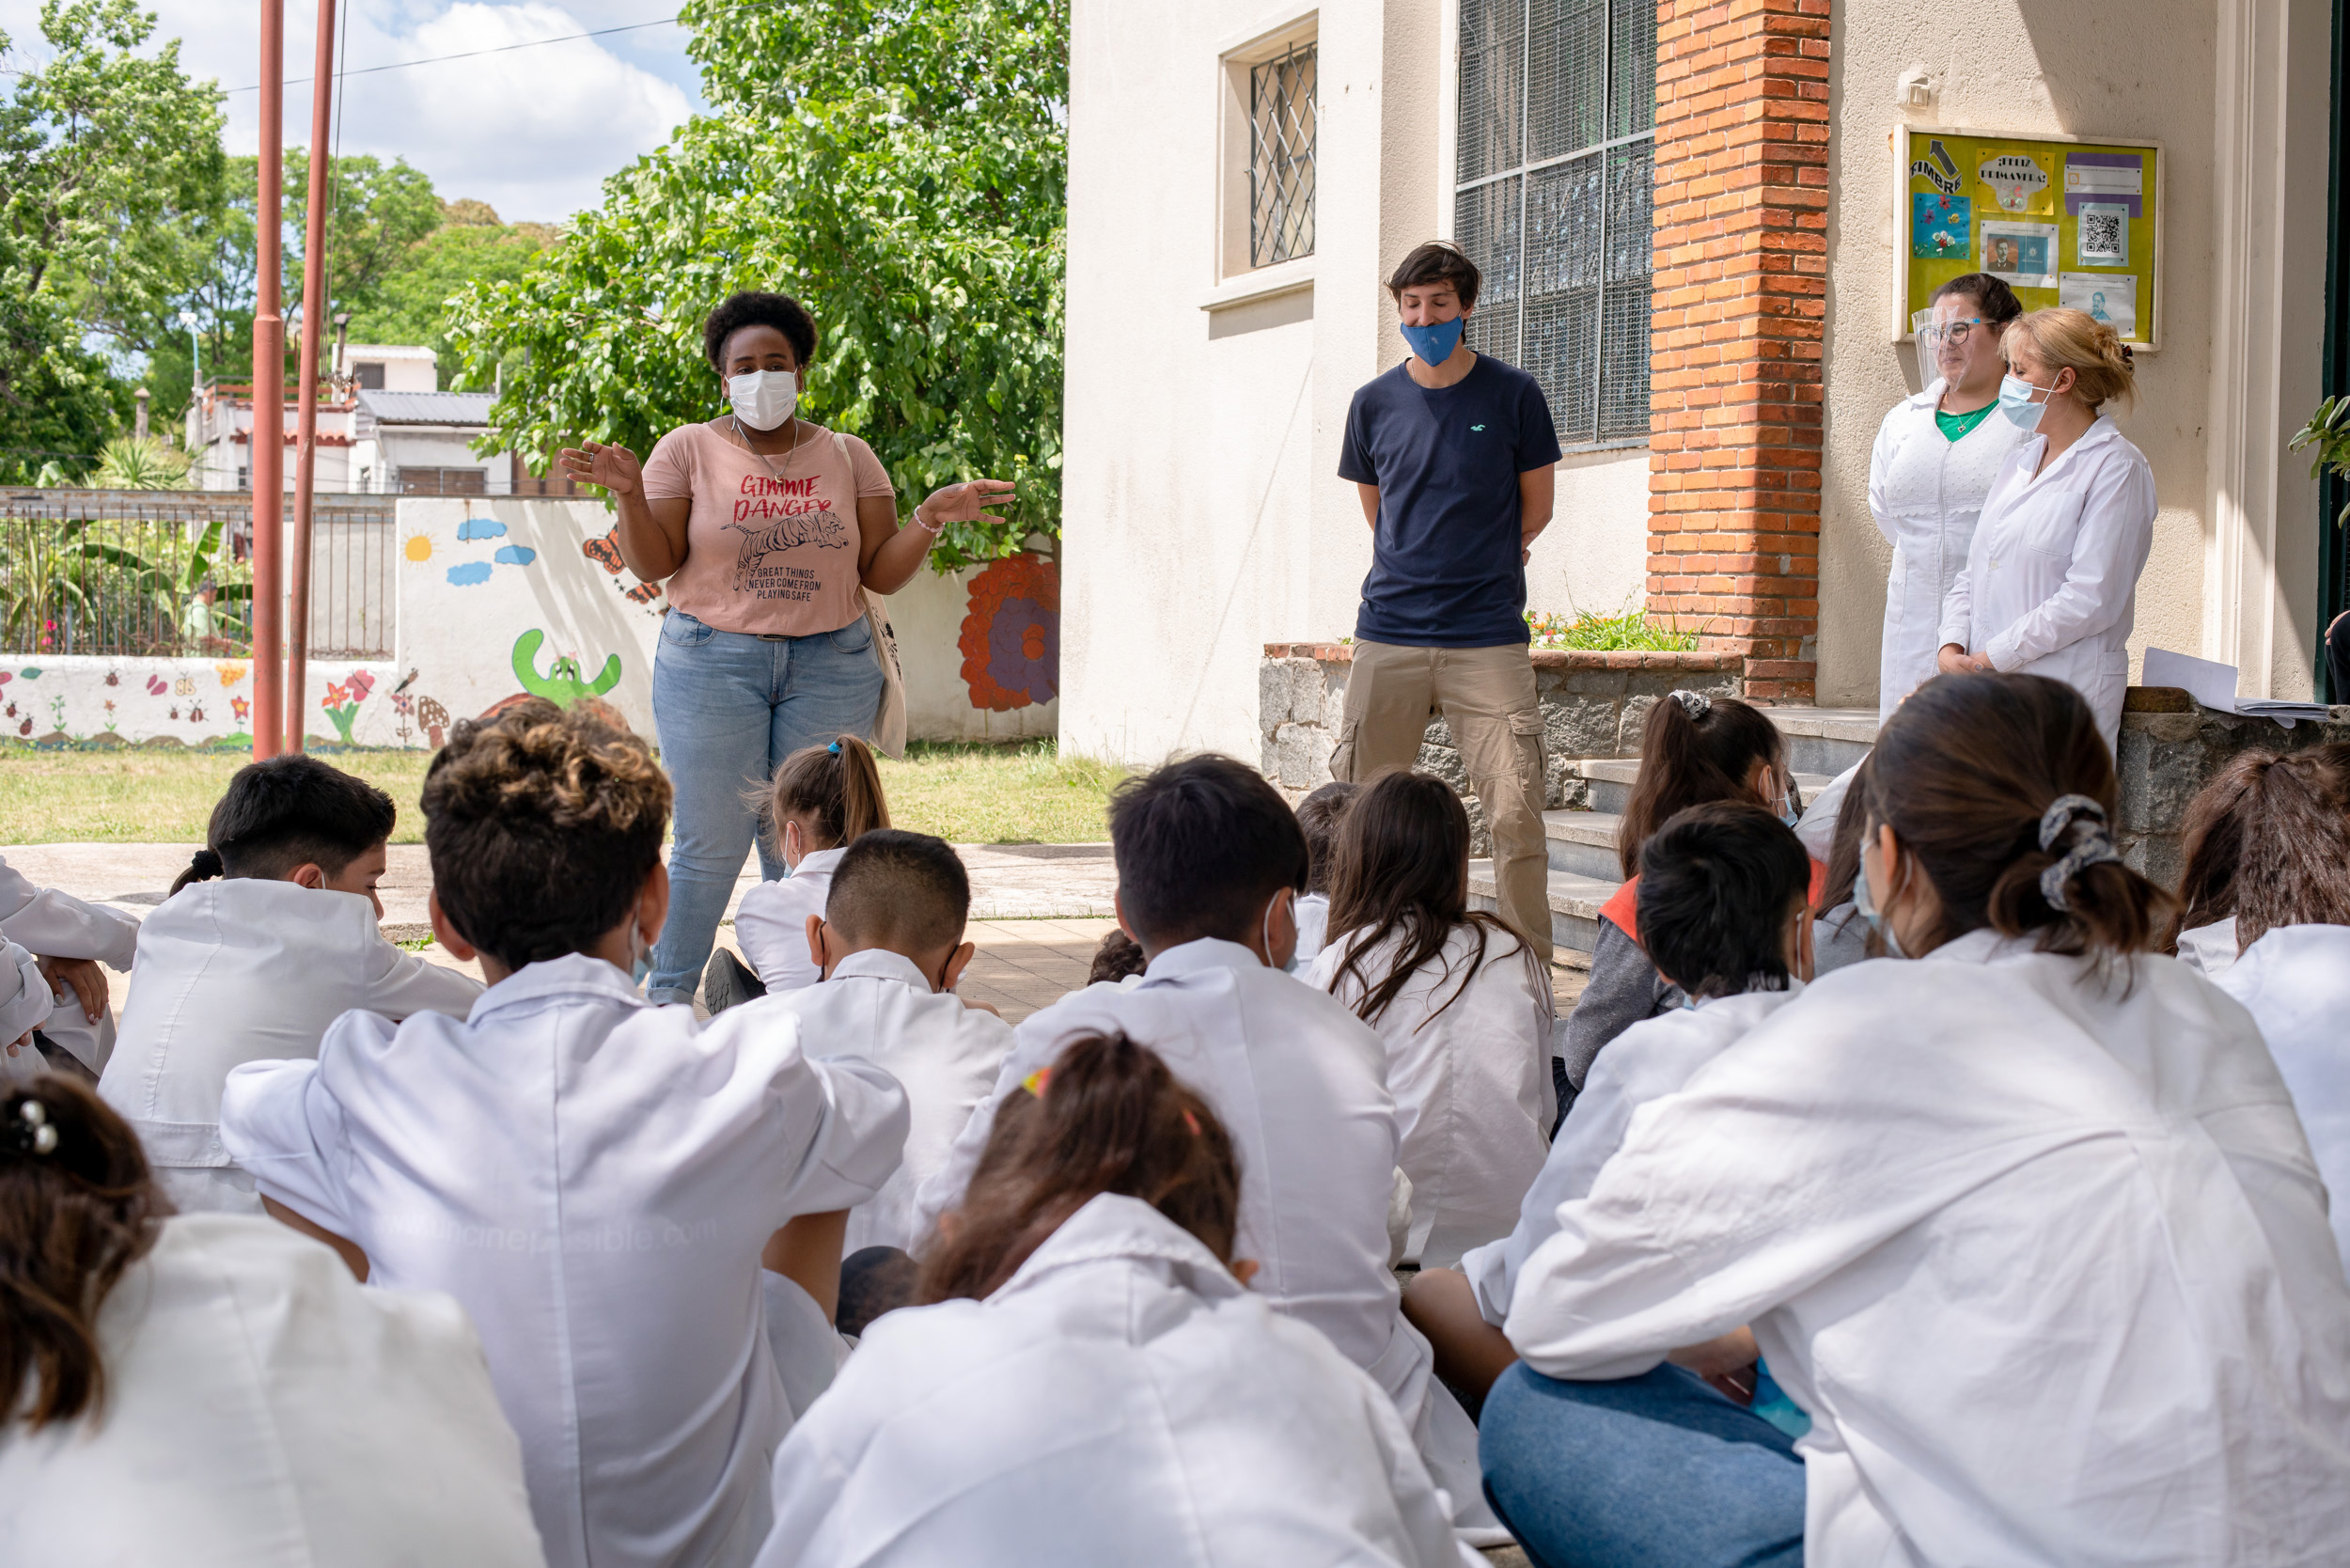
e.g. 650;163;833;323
558;290;1012;1004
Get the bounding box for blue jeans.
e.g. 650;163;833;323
1480;1362;1805;1568
649;608;885;1004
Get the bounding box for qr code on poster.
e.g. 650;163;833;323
2081;210;2123;262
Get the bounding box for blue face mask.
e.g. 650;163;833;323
1852;849;1906;960
1400;318;1465;367
1997;372;2054;432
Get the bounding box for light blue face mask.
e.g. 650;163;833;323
1400;318;1465;367
1997;371;2055;432
1852;847;1906;960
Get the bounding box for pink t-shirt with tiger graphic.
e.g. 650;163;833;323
639;419;896;637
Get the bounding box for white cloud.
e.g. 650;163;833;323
2;0;702;222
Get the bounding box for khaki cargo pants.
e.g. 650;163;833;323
1330;639;1551;966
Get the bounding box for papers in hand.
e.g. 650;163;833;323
2142;648;2334;728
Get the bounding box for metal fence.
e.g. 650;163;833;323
0;490;398;660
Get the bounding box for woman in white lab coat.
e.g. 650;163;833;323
1938;308;2156;748
1868;273;2029;719
1308;771;1550;1268
0;1076;544;1566
2176;742;2350;1277
760;1032;1468;1568
1481;673;2350;1568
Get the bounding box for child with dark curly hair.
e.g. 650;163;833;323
219;698;910;1568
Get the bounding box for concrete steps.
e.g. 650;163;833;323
1573;759;1840;816
1762;706;1880;778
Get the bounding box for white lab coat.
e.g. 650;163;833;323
99;877;481;1214
0;850;141;1074
1459;986;1802;1326
1309;921;1553;1267
2217;923;2350;1279
913;937;1505;1544
1868;384;2029;719
0;937;59;1084
760;1192;1474;1568
0;1213;544;1567
763;947;1012;1253
1937;416;2157;748
2177;915;2241;976
1507;932;2350;1567
218;954;911;1568
735;846;845;993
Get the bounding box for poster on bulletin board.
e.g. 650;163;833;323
1893;126;2161;350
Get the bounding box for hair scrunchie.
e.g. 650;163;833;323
187;847;224;882
1670;690;1711;720
2037;794;2122;913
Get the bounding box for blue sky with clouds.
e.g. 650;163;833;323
0;0;707;221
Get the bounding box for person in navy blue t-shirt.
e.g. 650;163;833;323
1335;242;1562;964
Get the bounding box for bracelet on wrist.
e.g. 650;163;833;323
913;506;944;535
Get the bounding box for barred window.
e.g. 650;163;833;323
1455;0;1655;447
1249;43;1317;267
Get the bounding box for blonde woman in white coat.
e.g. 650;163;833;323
1482;673;2350;1568
1938;308;2155;749
0;1078;544;1568
762;1033;1471;1568
1308;771;1551;1269
1869;274;2030;719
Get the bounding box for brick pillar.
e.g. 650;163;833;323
1646;0;1831;704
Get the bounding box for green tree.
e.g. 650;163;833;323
281;149;443;335
346;200;555;360
446;0;1067;570
0;0;226;479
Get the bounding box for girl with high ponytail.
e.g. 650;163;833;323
757;1032;1466;1566
1936;306;2156;749
1481;670;2350;1566
0;1076;543;1562
1559;688;1817;1111
728;732;892;995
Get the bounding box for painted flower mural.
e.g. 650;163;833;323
958;555;1059;713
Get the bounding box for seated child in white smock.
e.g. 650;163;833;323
764;829;1011;1255
915;754;1507;1545
1285;778;1355;974
1308;771;1550;1268
760;1032;1468;1568
98;756;480;1214
0;1078;544;1566
726;734;889;998
0;850;140;1081
219;700;910;1568
1406;799;1814;1407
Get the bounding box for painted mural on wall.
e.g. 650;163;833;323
958;554;1059;713
1;656;401;749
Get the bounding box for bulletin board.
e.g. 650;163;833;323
1893;126;2162;351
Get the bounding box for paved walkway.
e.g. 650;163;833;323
4;842;1583;1028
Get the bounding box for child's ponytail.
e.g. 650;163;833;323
918;1032;1239;1304
1617;690;1784;878
766;733;893;855
168;847;226;897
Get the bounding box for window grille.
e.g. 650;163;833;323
1248;43;1317;268
1455;0;1655;446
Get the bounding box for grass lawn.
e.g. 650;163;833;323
0;739;1121;846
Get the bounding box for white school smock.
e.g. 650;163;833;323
760;1193;1474;1568
218;954;911;1568
1867;383;2029;720
0;849;141;1074
2177;914;2241;976
2217;923;2350;1280
1459;985;1801;1326
1287;889;1332;975
0;936;59;1084
1506;931;2350;1568
0;1213;544;1567
1308;921;1553;1268
763;946;1012;1253
1936;416;2156;748
99;877;481;1213
735;846;845;993
914;936;1506;1544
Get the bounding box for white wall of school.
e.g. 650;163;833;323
1817;0;2334;708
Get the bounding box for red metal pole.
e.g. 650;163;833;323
286;0;337;754
250;0;286;760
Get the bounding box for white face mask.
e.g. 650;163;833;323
728;368;799;431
